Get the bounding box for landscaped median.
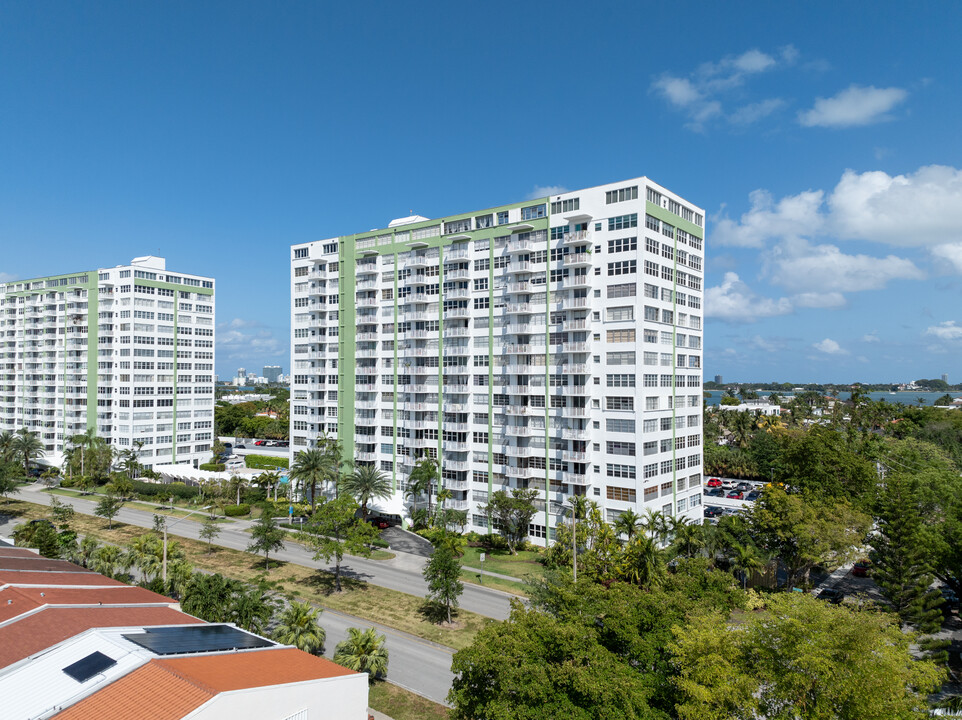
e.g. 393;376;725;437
1;499;494;651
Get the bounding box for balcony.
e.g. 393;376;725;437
506;303;533;314
507;261;531;274
356;297;378;308
507;238;532;253
444;499;470;511
445;269;470;281
443;327;469;337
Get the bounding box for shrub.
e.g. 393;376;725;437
244;454;289;470
224;503;251;517
199;463;225;472
130;479;200;500
464;531;482;543
370;537;390;549
59;477;77;488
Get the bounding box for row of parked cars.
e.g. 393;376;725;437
231;440;290;449
704;478;764;501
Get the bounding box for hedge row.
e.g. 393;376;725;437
199;463;226;472
224;504;251;517
130;479;200;500
244;454;289;470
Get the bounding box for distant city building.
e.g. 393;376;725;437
714;375;723;385
263;365;282;383
290;176;706;544
0;256;215;470
942;373;949;383
237;367;245;378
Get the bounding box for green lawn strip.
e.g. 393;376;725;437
2;499;489;651
460;546;544;580
459;568;528;596
368;680;449;720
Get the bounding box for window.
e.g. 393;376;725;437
606;464;636;479
608;214;638;231
294;248;308;259
607;283;636;299
550;198;579;213
606;374;635;387
607;260;637;276
476;214;494;229
606;329;635;343
606;306;633;322
606;418;635;433
606;350;635;365
606;396;634;411
606;441;636;456
444;218;472;235
605;186;638;204
608;236;637;253
497;211;510;225
606;486;637;502
521;204;546;220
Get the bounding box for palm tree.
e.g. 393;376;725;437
229;584;277;634
333;627;389;681
91;545;123;578
342;464;392;522
273;601;326;655
72;536;101;568
730;542;765;589
641;509;671;545
566;495;590;580
14;428;43;478
613;509;641;542
671;519;703;559
0;430;17;463
619;534;665;588
289;448;327;510
700;521;723;568
405;457;437;515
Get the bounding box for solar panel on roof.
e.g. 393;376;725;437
63;651;117;683
122;624;274;655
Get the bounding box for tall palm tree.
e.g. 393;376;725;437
671;519;704;559
613;508;641;542
700;522;723;568
405;457;438;515
641;509;671;545
341;464;392;522
333;627;389;681
619;533;665;588
730;542;765;589
289;448;327;510
14;428;44;478
273;601;326;655
0;430;17;463
566;495;590;580
91;545;123;578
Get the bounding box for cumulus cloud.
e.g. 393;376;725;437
0;272;16;283
798;84;908;127
217;327;284;361
862;333;880;343
704;272;793;322
528;185;568;200
925;321;962;341
651;46;792;130
712;189;824;248
930;243;962;273
765;239;923;293
792;291;846;309
813;338;848;354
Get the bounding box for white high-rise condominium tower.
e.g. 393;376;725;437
290;178;704;544
0;256;216;470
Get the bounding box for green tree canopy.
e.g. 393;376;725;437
333;627;388;681
246;511;286;571
306;495;379;591
481;488;539;555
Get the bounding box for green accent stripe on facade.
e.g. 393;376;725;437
645;202;704;240
338;236;357;470
84;274;99;433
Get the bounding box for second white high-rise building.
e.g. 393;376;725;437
290;177;704;544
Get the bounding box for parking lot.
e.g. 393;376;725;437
702;476;767;519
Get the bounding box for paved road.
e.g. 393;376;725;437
320;607;454;705
11;484;513;621
381;526;433;557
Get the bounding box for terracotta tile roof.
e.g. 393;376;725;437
0;606;197;669
52;649;357;720
0;570;126;587
0;547;42;558
158;647;357;691
0;585;172;622
0;556;93;572
53;661;214;720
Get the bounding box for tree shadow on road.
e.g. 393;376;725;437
304;569;367;596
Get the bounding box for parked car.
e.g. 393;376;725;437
254;440;266;446
234;444;246;449
278;441;290;447
704;506;723;518
746;490;762;501
707;478;723;488
368;517;390;530
852;559;872;577
818;587;844;604
722;479;737;489
726;490;744;500
736;482;752;492
705;488;725;497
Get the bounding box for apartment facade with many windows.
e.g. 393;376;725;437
0;256;216;469
290;178;704;543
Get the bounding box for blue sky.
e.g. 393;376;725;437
2;1;960;384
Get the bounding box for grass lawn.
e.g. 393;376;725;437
460;546;545;581
369;680;449;720
460;568;528;596
1;499;492;651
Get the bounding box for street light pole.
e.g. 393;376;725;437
161;503;212;587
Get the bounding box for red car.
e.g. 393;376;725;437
726;490;744;500
254;440;266;446
852;559;871;577
707;478;723;488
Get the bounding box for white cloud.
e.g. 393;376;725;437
792;291;846;309
704;272;793;322
0;272;16;283
814;338;848;355
931;243;962;273
217;327;284;360
862;333;880;343
652;47;790;130
765;239;923;293
749;335;781;352
528;185;568;200
712;189;824;248
925;321;962;341
798;84;908;127
728;98;786;126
